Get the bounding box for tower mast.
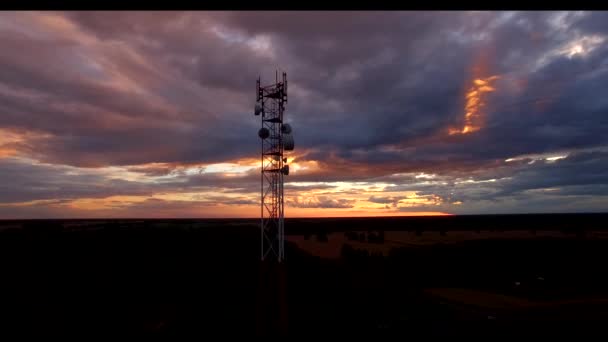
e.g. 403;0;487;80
255;71;293;262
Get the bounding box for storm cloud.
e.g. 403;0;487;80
0;11;607;217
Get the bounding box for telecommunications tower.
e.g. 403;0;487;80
255;71;293;263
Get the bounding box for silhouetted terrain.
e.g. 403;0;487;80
1;214;608;337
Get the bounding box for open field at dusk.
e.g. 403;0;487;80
2;214;608;336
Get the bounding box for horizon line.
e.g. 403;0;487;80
1;212;607;221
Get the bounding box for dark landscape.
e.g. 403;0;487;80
2;214;608;337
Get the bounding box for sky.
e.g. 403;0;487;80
0;11;607;218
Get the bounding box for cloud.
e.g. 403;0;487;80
288;196;356;209
368;195;408;208
0;11;607;217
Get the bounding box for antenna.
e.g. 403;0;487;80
254;71;293;263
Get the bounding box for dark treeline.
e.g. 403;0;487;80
2;213;605;236
283;213;608;235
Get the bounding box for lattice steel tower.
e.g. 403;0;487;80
255;71;293;262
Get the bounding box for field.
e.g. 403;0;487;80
1;214;608;336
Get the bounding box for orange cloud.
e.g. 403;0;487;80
449;74;500;135
449;41;500;136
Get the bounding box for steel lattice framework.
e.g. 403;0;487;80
256;71;288;262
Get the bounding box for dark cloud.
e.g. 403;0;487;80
0;11;607;216
283;184;336;191
493;150;608;197
0;157;154;203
